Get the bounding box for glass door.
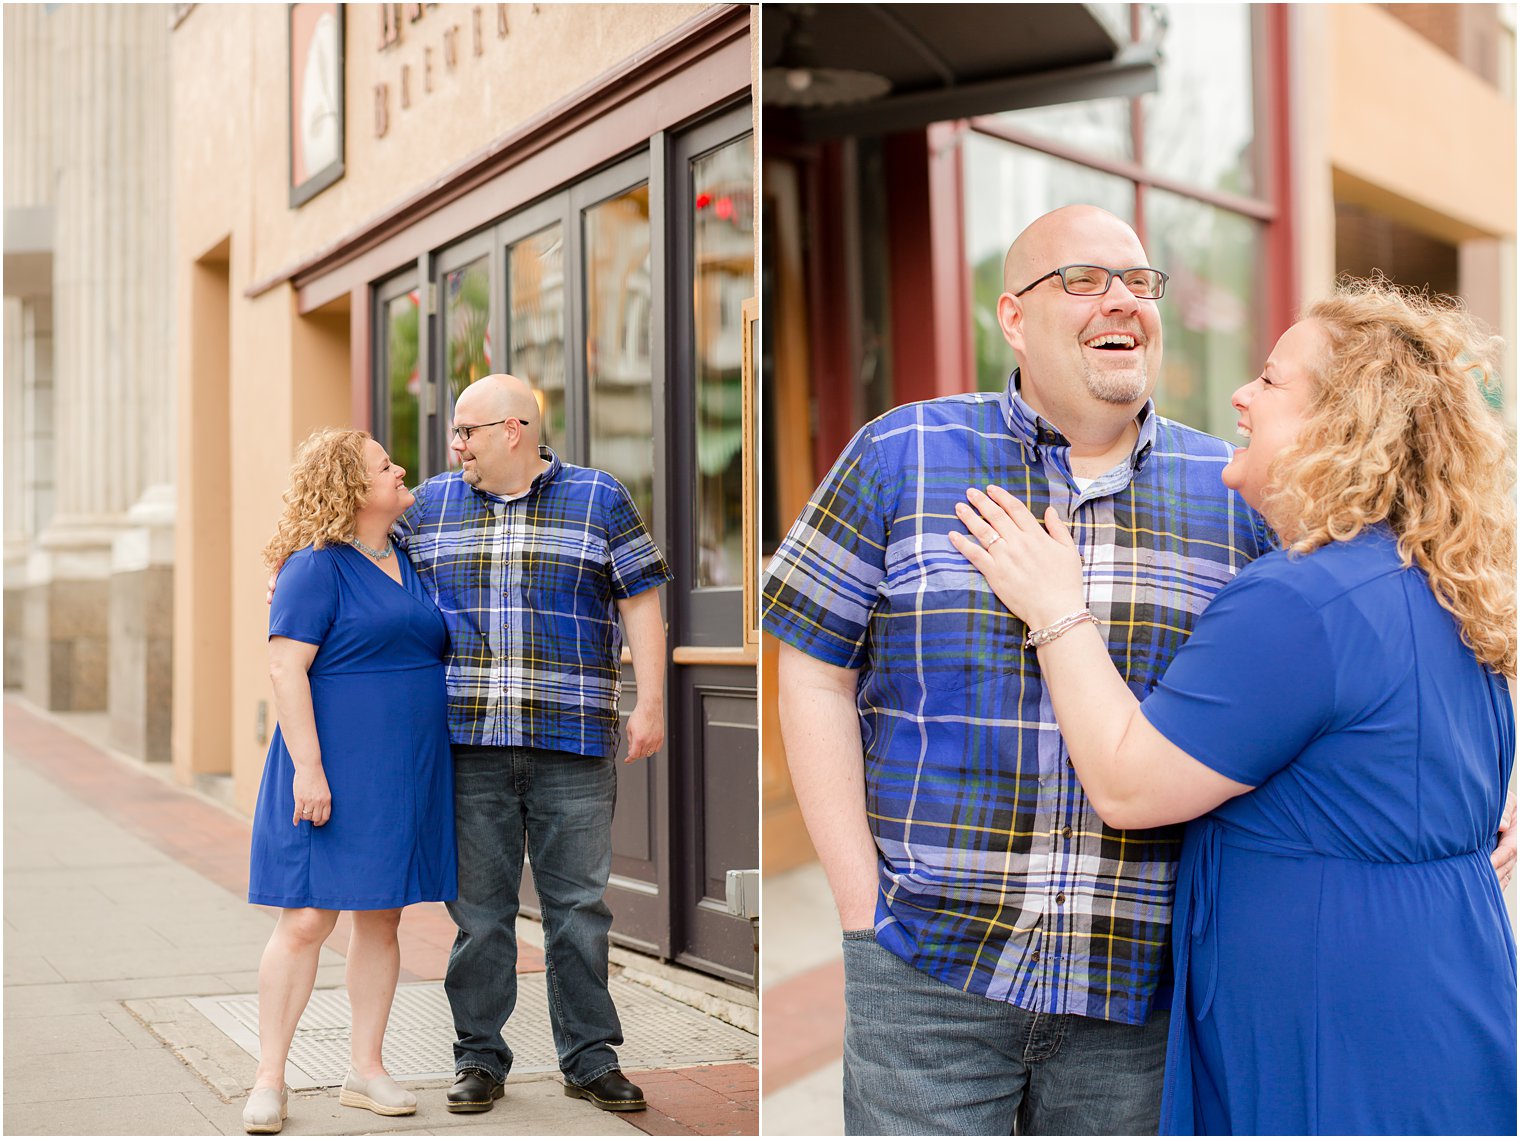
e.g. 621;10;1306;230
373;271;422;484
667;103;757;981
671;109;755;647
433;231;499;469
501;208;568;452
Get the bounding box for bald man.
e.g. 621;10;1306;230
761;206;1273;1134
395;374;669;1116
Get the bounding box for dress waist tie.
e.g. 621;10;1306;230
1188;818;1223;1022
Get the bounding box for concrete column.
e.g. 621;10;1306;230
24;4;175;727
3;4;55;691
4;4;54;207
107;7;176;760
5;298;28;686
111;487;175;761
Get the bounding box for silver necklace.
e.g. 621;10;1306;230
350;534;393;560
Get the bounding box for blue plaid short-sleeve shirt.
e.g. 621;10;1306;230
762;374;1272;1023
396;448;671;758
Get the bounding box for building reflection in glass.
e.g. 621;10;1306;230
508;225;566;449
585;185;655;528
692;134;753;589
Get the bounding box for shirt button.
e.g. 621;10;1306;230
1066;757;1074;768
1061;826;1072;838
1055;892;1066;905
1029;951;1040;963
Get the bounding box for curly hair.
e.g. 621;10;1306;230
1262;277;1516;676
262;428;373;570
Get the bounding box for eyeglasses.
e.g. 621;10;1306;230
450;417;530;443
1013;264;1169;301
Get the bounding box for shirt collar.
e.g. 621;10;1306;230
468;445;562;504
1000;369;1158;474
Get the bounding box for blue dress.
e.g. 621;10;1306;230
1141;528;1516;1135
249;544;456;910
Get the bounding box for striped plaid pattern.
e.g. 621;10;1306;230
396;448;671;758
762;376;1272;1024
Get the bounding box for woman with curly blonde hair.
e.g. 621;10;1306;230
244;429;455;1134
952;278;1516;1135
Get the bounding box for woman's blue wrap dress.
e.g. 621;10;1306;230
249;543;456;910
1142;529;1516;1136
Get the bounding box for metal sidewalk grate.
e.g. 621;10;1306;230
188;976;756;1091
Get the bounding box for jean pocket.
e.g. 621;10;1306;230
841;927;876;942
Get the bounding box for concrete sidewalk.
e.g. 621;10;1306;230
757;865;843;1137
3;696;757;1137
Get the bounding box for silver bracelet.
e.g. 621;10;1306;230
1024;608;1098;649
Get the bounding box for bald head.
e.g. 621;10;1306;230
994;204;1162;435
450;373;548;494
1002;206;1141;294
456;373;539;424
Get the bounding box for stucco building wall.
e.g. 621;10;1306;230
171;3;734;811
1293;4;1515;401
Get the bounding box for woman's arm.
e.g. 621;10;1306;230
950;486;1252;829
268;635;331;826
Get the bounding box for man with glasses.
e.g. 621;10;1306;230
398;373;670;1116
761;205;1272;1134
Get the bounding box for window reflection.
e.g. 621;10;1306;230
384;289;421;485
508;225;565;449
1146;190;1260;439
1140;5;1256;196
585;185;655;528
445;256;492;432
993;97;1133;163
692;134;754;590
963;134;1135;393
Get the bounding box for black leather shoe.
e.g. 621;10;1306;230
563;1069;647;1112
446;1068;504;1113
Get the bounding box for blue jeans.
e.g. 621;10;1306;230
444;745;622;1086
842;930;1168;1135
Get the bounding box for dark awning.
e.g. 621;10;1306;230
763;3;1160;141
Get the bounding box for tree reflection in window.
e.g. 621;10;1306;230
384;289;421;484
446;256;492;413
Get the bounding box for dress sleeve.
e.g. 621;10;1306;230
760;422;888;669
268;547;339;646
1140;566;1336;787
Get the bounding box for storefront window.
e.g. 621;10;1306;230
691;134;753;589
508;225;566;449
959;4;1274;432
584;185;655;528
445;256;491;411
963;133;1135;393
1141;5;1257;197
992;96;1132;163
1145;190;1261;438
383;289;421;484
